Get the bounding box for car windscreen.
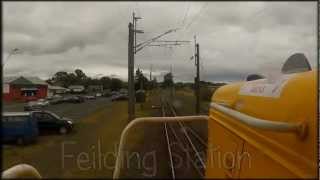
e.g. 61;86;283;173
49;112;61;119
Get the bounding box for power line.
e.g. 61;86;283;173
154;40;191;43
135;28;180;53
245;6;268;25
148;44;183;47
181;2;190;28
184;2;209;30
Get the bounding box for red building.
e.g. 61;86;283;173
3;76;48;102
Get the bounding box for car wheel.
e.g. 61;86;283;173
59;127;67;135
17;137;25;145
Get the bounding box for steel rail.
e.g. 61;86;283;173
210;102;306;136
183;126;208;148
163;94;204;178
167;101;206;171
161;100;176;179
167;122;205;177
162;97;204;177
112;115;209;179
169;103;208;148
164;123;176;179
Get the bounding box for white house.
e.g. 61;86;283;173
68;85;85;93
47;85;68;97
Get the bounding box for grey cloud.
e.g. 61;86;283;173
3;2;317;82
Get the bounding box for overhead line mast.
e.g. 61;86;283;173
128;11;191;121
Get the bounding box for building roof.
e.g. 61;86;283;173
48;85;67;90
88;85;103;87
68;85;85;89
4;76;47;85
3;76;19;83
26;77;48;85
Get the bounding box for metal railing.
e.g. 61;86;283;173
112;116;209;179
210;102;307;137
2;164;41;179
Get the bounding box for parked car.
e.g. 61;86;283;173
75;95;85;103
64;96;85;103
61;96;71;102
2;112;39;145
119;88;128;94
46;94;62;100
52;94;62;99
83;95;96;100
32;111;74;134
111;94;128;101
46;96;53;100
95;93;102;97
38;99;50;106
24;99;49;111
49;97;64;105
102;91;112;97
111;91;119;96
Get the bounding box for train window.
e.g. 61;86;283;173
246;74;265;81
281;53;311;74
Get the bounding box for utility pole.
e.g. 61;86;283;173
128;12;143;121
170;65;174;102
149;64;153;81
193;36;200;115
127;12;186;120
196;43;200;114
133;12;136;53
128;22;135;121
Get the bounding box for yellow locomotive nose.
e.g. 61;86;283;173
206;69;317;178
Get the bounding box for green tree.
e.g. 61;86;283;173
75;69;86;80
110;78;123;91
100;76;112;89
149;77;158;89
51;71;70;87
135;68;149;90
48;69;126;91
162;72;173;88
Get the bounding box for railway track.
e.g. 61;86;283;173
161;97;207;179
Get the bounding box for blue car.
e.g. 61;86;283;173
2;112;39;145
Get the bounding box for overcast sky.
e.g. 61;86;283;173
3;1;317;82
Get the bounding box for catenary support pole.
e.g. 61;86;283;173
128;23;135;121
196;43;200;114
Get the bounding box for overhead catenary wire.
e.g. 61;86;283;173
148;43;183;47
135;28;179;48
181;2;190;28
135;28;184;54
184;2;209;30
144;3;270;86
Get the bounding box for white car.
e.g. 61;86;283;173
84;95;96;100
24;99;49;111
37;99;50;106
53;94;62;99
95;93;102;97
